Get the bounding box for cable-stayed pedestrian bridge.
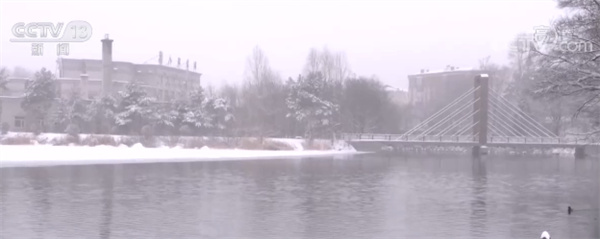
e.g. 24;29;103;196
343;74;598;158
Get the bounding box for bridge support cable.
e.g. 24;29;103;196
488;97;542;137
435;109;479;136
488;123;507;138
489;96;540;137
488;123;506;137
400;87;479;137
455;120;479;137
490;89;557;137
489;114;520;137
451;118;478;137
489;93;546;137
415;98;479;138
488;116;519;137
489;108;534;137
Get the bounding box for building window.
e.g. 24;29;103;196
14;116;24;128
416;78;423;91
37;118;45;129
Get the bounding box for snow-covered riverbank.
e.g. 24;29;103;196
0;132;344;150
0;132;361;168
0;143;360;168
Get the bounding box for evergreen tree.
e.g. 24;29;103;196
114;81;156;134
183;87;210;133
286;72;339;140
50;91;87;133
21;68;56;132
0;67;7;93
87;96;117;134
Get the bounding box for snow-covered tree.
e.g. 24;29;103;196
286;72;339;140
0;67;8;93
183;87;210;131
51;89;88;132
203;96;234;132
183;87;233;135
0;67;7;121
155;100;187;135
21;68;56;132
114;81;156;134
151;102;178;135
87;96;117;134
302;47;348;138
530;0;600;137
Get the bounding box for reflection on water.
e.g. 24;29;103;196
1;155;598;238
470;156;487;238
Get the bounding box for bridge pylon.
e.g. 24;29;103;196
473;74;489;146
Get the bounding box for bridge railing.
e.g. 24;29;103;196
342;133;598;145
488;136;596;145
342;133;478;143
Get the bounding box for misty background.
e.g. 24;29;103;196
0;0;561;89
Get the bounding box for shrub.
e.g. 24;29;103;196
1;122;9;135
204;137;230;149
182;137;206;149
263;139;294;151
0;134;33;145
238;138;263;150
63;124;80;144
302;140;332;150
163;135;181;147
223;136;241;148
81;135;118;147
49;136;71;146
118;136;140;147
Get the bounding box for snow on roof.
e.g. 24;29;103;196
0;95;25;99
385;88;407;92
411;67;479;76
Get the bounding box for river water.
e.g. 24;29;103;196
1;154;599;238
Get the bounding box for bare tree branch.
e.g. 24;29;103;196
593;0;600;9
573;93;600;118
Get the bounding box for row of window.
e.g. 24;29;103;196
13;117;44;129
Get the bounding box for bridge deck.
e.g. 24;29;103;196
343;133;598;148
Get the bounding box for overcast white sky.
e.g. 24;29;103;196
0;0;562;89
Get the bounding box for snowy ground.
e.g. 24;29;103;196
0;133;360;168
0;142;360;168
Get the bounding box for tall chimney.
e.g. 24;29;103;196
101;34;113;97
80;73;89;99
159;51;163;65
